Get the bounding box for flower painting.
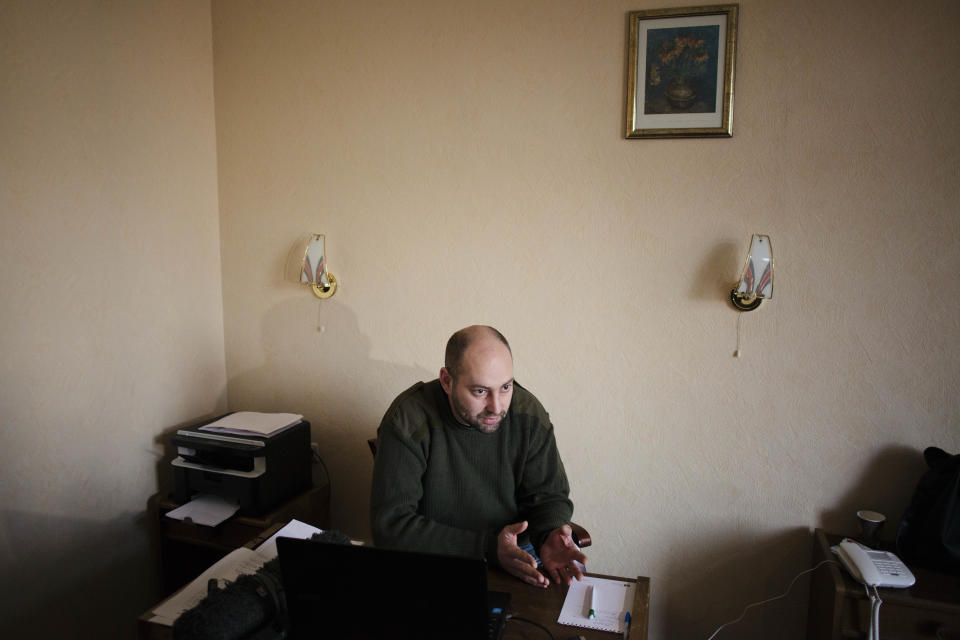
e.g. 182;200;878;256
625;5;738;138
644;26;720;114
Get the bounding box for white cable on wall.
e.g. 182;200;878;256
705;560;838;640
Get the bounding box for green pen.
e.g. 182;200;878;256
588;585;598;619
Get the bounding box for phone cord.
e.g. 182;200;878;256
865;584;882;640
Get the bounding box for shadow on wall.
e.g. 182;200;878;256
228;297;431;540
657;446;930;639
819;444;927;542
690;240;743;302
0;508;155;639
661;526;812;640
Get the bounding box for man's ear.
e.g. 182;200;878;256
439;367;453;394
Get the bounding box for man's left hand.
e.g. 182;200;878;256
539;524;587;585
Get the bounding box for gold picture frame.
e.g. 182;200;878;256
625;4;738;138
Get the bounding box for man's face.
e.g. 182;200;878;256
440;340;514;434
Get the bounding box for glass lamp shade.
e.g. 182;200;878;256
731;234;773;311
285;233;337;298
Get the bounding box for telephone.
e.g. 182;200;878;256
832;538;916;588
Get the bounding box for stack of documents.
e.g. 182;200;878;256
199;412;303;437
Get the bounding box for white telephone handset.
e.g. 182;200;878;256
832;538;916;588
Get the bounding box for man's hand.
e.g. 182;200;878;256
497;521;549;588
540;524;587;585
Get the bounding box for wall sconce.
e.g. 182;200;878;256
285;233;338;299
730;234;773;311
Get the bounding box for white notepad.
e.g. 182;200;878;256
558;575;636;633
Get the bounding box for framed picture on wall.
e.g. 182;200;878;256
625;4;739;138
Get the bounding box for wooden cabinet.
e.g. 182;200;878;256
806;529;960;639
149;482;329;596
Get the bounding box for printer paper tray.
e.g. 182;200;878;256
172;456;266;479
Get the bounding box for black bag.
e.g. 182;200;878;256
896;446;960;575
172;558;287;640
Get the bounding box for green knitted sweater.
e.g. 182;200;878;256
370;380;573;564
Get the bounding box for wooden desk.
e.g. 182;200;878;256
489;569;650;640
139;541;650;640
806;528;960;640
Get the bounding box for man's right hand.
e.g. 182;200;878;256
497;521;549;588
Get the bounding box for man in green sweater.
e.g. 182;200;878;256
370;325;587;588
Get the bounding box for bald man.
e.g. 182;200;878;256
370;325;586;587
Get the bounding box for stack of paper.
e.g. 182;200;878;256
164;493;239;527
199;412;303;437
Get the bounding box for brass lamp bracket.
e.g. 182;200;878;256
312;273;338;299
730;288;762;312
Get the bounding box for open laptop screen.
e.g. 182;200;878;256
277;536;495;640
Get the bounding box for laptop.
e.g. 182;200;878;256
277;536;510;640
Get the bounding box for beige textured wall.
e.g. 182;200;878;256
0;1;225;637
2;0;956;637
213;1;959;637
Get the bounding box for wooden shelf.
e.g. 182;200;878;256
148;482;330;596
806;528;960;640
